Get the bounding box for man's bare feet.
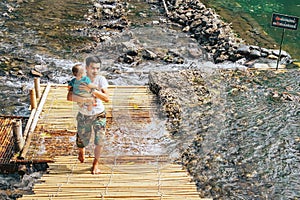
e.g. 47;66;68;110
91;158;100;174
78;148;85;163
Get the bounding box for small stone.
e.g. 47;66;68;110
182;26;190;32
152;20;160;25
35;64;48;73
236;44;250;55
249;49;261;58
267;54;278;60
142;49;157;60
252;63;269;69
31;70;43;77
272;49;290;57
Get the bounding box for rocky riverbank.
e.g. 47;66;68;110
83;0;296;69
148;68;300;198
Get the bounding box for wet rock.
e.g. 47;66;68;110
0;70;8;76
272;49;290;58
17;70;24;75
34;65;48;73
117;41;145;64
163;50;185;64
236;44;251;55
30;70;43;77
252;63;269;69
152;20;160;25
142;49;157;60
267;54;278;60
123;54;134;64
83;0;295;67
188;47;203;58
249;49;261;58
77;0;129;53
99;35;111;42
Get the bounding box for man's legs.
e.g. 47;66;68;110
76;112;93;163
91;112;106;174
78;147;85;163
92;145;102;174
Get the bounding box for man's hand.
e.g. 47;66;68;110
92;88;109;102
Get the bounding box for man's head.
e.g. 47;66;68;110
85;56;102;80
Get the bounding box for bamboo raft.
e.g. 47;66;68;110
0;117;15;164
0;117;21;162
13;81;206;199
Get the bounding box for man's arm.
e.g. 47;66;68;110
91;87;109;103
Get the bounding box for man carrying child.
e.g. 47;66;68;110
67;55;109;174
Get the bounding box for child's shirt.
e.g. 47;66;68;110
78;75;108;116
68;76;91;96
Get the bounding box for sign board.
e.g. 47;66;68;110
272;13;299;30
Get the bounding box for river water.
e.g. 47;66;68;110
0;0;299;199
201;0;300;60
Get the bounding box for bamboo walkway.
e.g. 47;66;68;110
20;156;203;200
15;83;205;200
19;84;158;161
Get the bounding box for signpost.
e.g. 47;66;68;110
271;13;299;70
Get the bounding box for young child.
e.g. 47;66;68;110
68;64;98;111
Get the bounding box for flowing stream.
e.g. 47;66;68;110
201;0;300;60
0;0;299;199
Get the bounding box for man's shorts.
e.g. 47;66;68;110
76;111;106;148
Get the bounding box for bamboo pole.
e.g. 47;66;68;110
30;89;37;109
23;80;47;139
20;83;52;159
22;108;36;139
34;77;41;98
12;119;24;152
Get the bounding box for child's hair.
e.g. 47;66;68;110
72;64;82;76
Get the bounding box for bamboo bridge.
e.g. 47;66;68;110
0;78;208;199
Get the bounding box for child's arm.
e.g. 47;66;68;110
79;83;99;94
67;88;94;103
